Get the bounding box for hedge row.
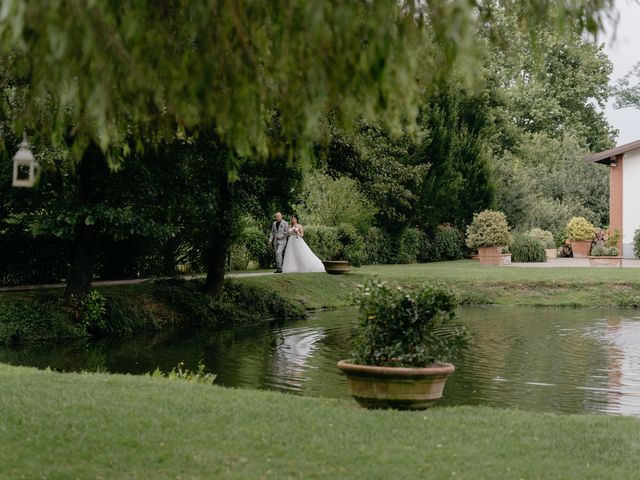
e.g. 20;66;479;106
230;224;467;269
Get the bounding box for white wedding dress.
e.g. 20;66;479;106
282;228;326;273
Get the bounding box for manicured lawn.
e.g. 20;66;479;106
1;363;639;479
243;260;640;309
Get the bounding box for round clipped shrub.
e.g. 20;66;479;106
565;217;595;241
526;228;555;249
510;234;546;263
466;210;510;249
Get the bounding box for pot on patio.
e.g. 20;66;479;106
337;361;455;410
545;248;558;260
477;246;510;265
322;260;351;274
570;240;592;258
588;256;622;267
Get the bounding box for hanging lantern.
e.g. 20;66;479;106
12;133;40;188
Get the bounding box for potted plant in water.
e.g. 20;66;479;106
527;228;557;260
466;210;511;265
337;280;470;410
565;217;595;258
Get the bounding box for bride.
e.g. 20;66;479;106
282;216;326;273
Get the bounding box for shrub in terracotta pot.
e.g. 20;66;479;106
565;217;595;258
337;280;470;410
526;228;557;259
466;210;511;265
589;245;621;267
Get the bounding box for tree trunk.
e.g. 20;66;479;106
64;222;101;307
64;142;109;307
203;174;233;299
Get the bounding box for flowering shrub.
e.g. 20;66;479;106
465;210;510;248
565;217;595;241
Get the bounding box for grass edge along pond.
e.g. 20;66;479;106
243;260;640;309
1;362;640;479
4;260;640;345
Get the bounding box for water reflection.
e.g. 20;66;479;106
4;306;640;416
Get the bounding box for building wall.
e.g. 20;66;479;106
622;149;640;257
610;154;623;254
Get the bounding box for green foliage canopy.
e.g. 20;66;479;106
0;0;618;164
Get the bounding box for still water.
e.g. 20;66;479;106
3;306;640;416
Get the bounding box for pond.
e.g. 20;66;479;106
3;306;640;416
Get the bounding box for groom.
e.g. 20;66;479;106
268;212;288;273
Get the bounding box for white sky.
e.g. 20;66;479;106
602;0;640;146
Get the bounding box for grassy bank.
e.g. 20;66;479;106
3;260;640;345
242;261;640;309
1;363;639;479
0;279;304;345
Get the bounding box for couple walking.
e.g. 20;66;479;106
268;212;325;274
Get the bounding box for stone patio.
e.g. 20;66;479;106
505;257;640;268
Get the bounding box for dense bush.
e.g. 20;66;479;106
0;233;71;287
81;290;108;332
151;279;306;327
466;210;510;248
229;244;252;271
395;228;424;264
565;217;595;241
417;234;436;263
243;226;274;268
296;171;377;232
304;224;366;267
433;225;466;260
526;228;555;249
304;226;341;262
337;224;367;267
0;295;87;345
350;280;470;367
510;235;546;263
0;279;307;345
363;227;394;265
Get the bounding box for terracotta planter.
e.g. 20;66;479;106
570;240;592;258
337;360;454;410
545;248;558;260
470;254;480;260
588;256;622;267
477;246;510;265
322;260;351;275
